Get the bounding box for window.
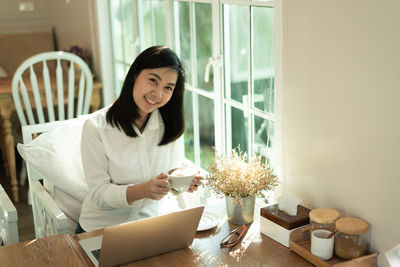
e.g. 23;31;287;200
222;3;275;167
103;0;279;187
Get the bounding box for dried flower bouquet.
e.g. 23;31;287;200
205;147;279;202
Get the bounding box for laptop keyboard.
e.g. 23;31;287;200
91;249;101;260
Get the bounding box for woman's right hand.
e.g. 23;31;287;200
126;173;170;203
142;173;170;200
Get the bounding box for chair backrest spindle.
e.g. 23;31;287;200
19;77;35;125
29;65;45;124
56;59;64;120
67;61;75;119
42;60;55;122
77;73;85;116
83;74;93;114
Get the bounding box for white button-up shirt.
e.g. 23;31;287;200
79;107;184;231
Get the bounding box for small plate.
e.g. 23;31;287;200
197;211;220;231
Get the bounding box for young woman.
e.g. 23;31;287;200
76;46;201;233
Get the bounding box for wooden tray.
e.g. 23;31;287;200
289;226;378;267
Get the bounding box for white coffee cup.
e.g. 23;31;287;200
311;229;334;260
168;167;197;192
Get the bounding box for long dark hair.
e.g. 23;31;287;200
106;46;185;145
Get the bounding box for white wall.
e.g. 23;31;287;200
282;0;400;265
0;0;101;82
0;0;51;33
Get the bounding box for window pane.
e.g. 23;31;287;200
252;6;274;114
121;0;135;64
153;0;166;45
184;90;194;162
174;1;192;84
137;0;152;48
194;3;213;92
198;95;214;168
110;0;123;61
224;4;249;103
114;62;127;96
230;106;248;154
254;116;274;166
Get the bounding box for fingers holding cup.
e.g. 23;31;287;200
188;177;202;193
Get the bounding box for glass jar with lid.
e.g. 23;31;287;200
335;217;369;259
309;208;340;233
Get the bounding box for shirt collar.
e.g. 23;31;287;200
104;108;162;132
131;109;161;136
146;109;161;131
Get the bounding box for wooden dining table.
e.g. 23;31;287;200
0;76;102;203
0;204;313;266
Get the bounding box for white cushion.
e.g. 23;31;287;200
17;117;90;223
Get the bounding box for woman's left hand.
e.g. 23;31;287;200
188;176;202;193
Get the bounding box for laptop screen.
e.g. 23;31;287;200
79;206;204;267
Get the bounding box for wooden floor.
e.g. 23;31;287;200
0;150;35;242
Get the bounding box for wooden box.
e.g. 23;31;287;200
260;204;311;247
290;226;378;267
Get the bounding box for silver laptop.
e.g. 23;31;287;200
79;206;204;267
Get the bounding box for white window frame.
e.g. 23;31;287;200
221;0;276;160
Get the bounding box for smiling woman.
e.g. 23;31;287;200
77;46;202;233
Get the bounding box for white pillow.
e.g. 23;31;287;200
0;66;8;78
17;116;90;222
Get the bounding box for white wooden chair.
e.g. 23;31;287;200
12;51;93;190
12;51;93;126
0;184;19;245
21;121;71;238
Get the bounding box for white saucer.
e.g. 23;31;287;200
197;211;220;231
